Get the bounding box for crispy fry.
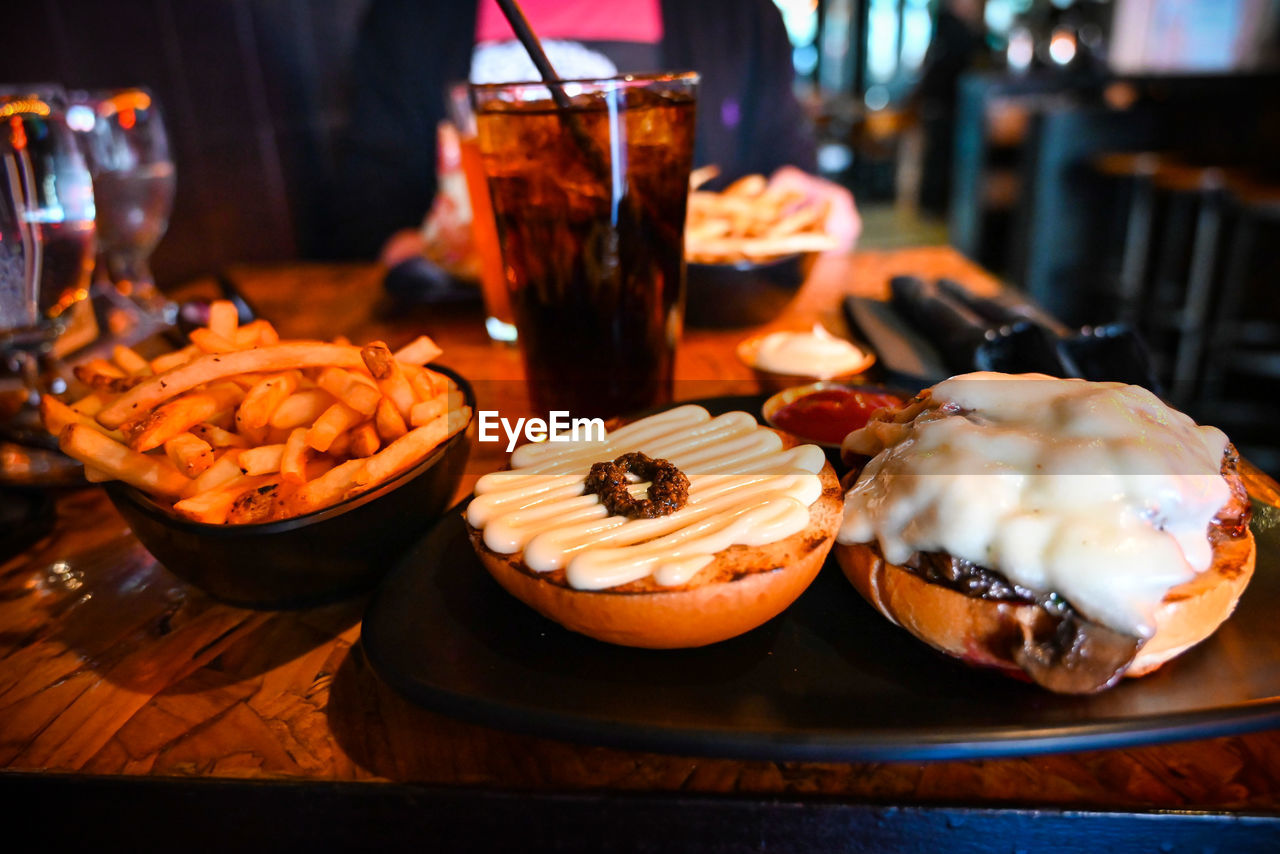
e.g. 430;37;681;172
112;345;152;376
174;474;274;524
189;422;250;449
237;443;285;476
73;363;141;394
97;342;366;429
225;481;281;524
70;393;106;417
724;173;767;197
315;368;380;416
58;424;189;498
207;299;240;340
163;432;215;477
374;397;408;443
269;388;335;430
405;365;446;401
326;429;353;458
236;371;301;432
233;318;279;348
283;458;365;517
409;394;447;427
361;342;416;419
188;327;241;354
688;164;720;190
349;405;470;496
129;382;245;452
685;172;836;264
306;401;364;453
348;422;380;458
150;345;198;374
280;427;310;484
186;451;244;497
393;335;443;366
40;396;126;442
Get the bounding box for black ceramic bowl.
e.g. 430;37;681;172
105;365;474;610
684;253;815;328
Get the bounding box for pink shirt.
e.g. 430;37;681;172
475;0;663;44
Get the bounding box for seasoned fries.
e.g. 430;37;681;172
684;171;842;264
44;301;471;524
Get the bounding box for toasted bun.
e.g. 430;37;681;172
468;435;843;649
835;528;1256;681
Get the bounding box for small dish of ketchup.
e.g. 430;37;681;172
762;382;906;449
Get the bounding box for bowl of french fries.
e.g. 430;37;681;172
43;301;474;609
684;168;842;328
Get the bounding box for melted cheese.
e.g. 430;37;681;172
837;373;1232;637
468;405;826;590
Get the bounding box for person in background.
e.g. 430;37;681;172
334;0;860;265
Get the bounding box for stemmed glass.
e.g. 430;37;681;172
0;92;98;442
68;87;176;337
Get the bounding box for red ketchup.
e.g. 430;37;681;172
771;388;904;446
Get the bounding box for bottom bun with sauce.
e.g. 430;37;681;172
836;373;1256;694
465;405;842;648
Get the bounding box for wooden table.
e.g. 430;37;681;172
3;247;1278;850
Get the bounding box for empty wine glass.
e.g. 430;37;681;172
68;87;176;335
0;92;97;441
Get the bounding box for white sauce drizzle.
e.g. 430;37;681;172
837;373;1232;637
468;405;826;590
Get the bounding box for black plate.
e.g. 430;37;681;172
362;398;1280;762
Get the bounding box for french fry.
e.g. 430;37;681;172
186;450;244;497
688;163;720;190
283;458;365;517
306;401;364;453
409;394;447;427
58;424;189;498
684;171;837;264
280;427;310;484
40;396;125;442
163;432;215;477
73;363;140;394
724;173;767;197
394;335;443;366
150;345;198;374
190;421;250;449
236;371;300;432
237;443;285;476
349;405;470;495
207;299;240;340
70;393;106;417
188;327;241;354
315;368;380;416
233;319;279;348
129;382;245;452
112;345;152;376
326;429;353;458
269;388;335;430
374;397;408;443
361;341;416;419
349;422;380;458
173;474;274;524
225;480;282;525
97;342;366;429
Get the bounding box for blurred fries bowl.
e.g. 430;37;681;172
102;364;474;609
685;252;815;328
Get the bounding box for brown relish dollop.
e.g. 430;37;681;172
584;452;690;519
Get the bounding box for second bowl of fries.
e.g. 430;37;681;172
46;301;474;609
684;169;841;328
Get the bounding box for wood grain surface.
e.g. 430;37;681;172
2;247;1278;814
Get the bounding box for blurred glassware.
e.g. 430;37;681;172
447;83;517;344
0;90;97;443
68;87;176;338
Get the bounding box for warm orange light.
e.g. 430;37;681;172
0;98;50;120
99;90;152;118
9;116;26;151
118;108;136;130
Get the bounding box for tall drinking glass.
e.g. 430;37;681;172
68;87;175;332
0;93;97;439
448;83;517;344
471;73;698;419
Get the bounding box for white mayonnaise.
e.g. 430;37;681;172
837;373;1232;638
749;324;868;378
468;406;826;590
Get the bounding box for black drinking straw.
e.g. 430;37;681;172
492;0;574;112
491;0;608;180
